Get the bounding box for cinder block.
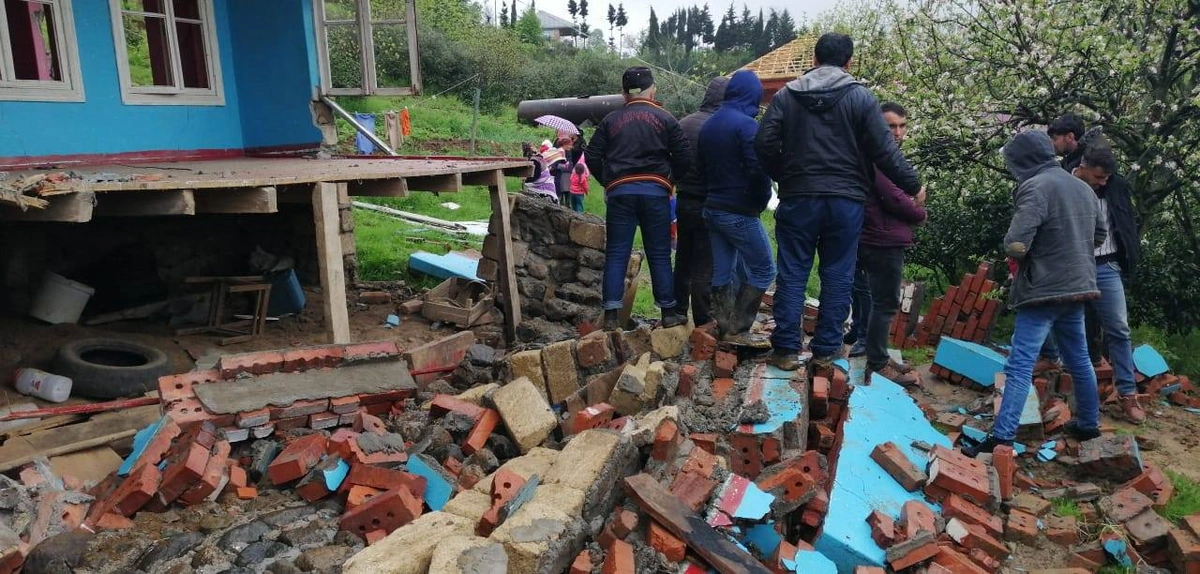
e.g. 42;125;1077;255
608;363;649;416
492;377;557;454
541;340;580;405
342;512;474;574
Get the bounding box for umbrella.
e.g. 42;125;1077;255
534;115;580;135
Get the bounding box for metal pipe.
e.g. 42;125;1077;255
516;94;627;127
320;96;399;156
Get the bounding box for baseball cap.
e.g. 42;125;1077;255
622;67;654;94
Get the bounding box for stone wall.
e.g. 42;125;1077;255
478;194;639;342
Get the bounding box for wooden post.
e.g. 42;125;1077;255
488;172;521;341
470;88;481;156
312;182;351;344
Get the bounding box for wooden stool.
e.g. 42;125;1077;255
176;276;272;345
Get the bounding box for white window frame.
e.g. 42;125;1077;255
314;0;422;97
0;0;85;102
108;0;224;106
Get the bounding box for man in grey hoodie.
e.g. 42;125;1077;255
965;130;1108;457
755;33;922;375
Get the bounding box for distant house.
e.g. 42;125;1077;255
741;36;819;104
537;11;576;41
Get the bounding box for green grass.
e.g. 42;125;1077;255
1098;567;1135;574
901;346;934;366
1165;470;1200;523
354;210;477;289
1052;498;1084;521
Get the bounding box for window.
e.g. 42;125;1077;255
316;0;421;96
0;0;84;101
109;0;223;105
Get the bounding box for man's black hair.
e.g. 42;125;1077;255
1048;113;1085;140
881;102;908;117
814;33;854;68
1081;139;1117;172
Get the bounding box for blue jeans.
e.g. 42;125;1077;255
994;303;1100;441
704;208;776;290
771;197;865;357
1038;263;1135;395
570;193;585;212
603;194;676;311
849;268;872;344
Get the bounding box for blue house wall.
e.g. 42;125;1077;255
0;0;323;162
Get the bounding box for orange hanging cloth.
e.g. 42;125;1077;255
400;108;412;136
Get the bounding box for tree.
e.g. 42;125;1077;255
776;9;797;45
516;6;543;45
699;3;715;44
509;0;517;28
607;4;616;49
568;0;579;39
616;3;628;51
499;6;508;27
647;8;660;49
714;2;736;51
764;10;780;51
579;0;589;35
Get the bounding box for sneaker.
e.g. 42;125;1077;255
770;351;802;371
874;361;919;387
962;435;1013;458
848;340;867;357
660;307;687;328
602;310;619;331
1064;420;1102;441
1119;395;1147;424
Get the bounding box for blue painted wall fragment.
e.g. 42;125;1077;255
743;522;782;559
933;337;1006;387
1132;345;1170;378
408;252;481;281
814;368;952;573
734;367;803;435
118;416;170;476
323;458;350;491
790;550;838;573
405;455;455;510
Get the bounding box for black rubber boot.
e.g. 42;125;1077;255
710;284;736;336
661;307;687;328
961;435;1013;458
602;310;619;331
1064;420;1101;441
721;286;770;349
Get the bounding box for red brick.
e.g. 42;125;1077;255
570;550;593;574
866;510;896;548
165;397;235;428
871;442;927;492
689;328;717;361
342;340;401;363
729;433;764;479
464;409;499;455
338;486;423;539
236;486;258;499
480;469;527;536
574;403;615;434
282;346;344;372
812;423;835;452
270;399;330;420
158;442;212;505
229;465;247;489
295;456;347;502
931;545;989;574
647;521;685;562
714;351;737;378
310;411;340;430
712;378;735;401
611;509;639;539
157;370;219;402
360;389;415;406
929;457;990;506
967;547;1002;571
899;500;939;540
577;330;614;368
178;440;231;506
112;463;162;516
946;518;1010;560
756;466;817;506
235;408;271;429
887;535;940;571
811;376;830;419
992;445;1016;501
351;411;386;434
1099;486;1155;523
1121;463;1174;509
690;433;716;455
677;364;698;398
603;539;636;574
1168;528;1200;571
669;469;717;513
830;369;850;401
1045;514;1079;546
1005;509;1039;544
854;566;887;574
268;433;328;485
330;395;361;415
219;351;285;378
1126;508;1172;548
442;456;463;477
274;415;309;432
942;494;1003;539
344;464;426;500
430;394;486;421
1184;514;1200;537
680;447;719;479
364;529;387;545
652;419;681;462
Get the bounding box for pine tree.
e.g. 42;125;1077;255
764;9;780;50
700;3;715;44
776;9;797;45
616;3;628;39
606;4;616;49
647;8;659;49
510;0;517;28
499;6;508;27
516;5;543;44
714;2;736;51
568;0;579;42
579;0;589;32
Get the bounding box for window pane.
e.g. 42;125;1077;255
122;0;167;14
7;0;64;81
172;0;201;20
369;0;406;21
372;23;410;88
324;0;356;22
326;23;361;89
123;13;175;87
176;21;208;88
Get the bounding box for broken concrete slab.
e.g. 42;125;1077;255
194;361;416;414
932;337;1005;388
814;369;953;570
342;512;474;574
489;501;583;574
544;429;632;518
492;377;557;454
428;535;508;574
473;447;559;494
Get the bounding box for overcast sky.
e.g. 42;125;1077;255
498;0;842;38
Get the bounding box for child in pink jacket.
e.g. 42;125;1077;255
569;160;589;212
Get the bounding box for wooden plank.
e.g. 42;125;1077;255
313;182;351;344
489;173;522;341
0;405;160;472
502;164;534;178
407;173;462;193
49;447;123;484
194;186;278;214
0;191;94;222
0;396;160;422
348;178;408;197
623;474;773;574
0;415;83;440
462;169;502;188
93;189;195;217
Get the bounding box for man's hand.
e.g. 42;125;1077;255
914;186;927;207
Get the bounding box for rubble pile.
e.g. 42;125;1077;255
902;262;1001;350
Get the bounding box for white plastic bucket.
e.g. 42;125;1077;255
29;272;94;324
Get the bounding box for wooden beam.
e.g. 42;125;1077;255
623;474;774;574
502;164;534;179
0;405;160;472
312;182;352;344
194;186;278;214
93;190;195;217
407;173;462;193
462;169;502;188
348;178;408;197
0;191;94;222
488;172;522;342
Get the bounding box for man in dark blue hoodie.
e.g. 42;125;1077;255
698;70;774;347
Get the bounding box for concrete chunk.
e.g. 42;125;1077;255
456;383;499;406
529;483;587;517
544;429;631;518
493;377;558;453
489;501;583;574
473;447;559;494
342;512;473;574
442;489;493;523
608;363;647;416
428;535;508;574
508;352;547;401
541;341;580;405
650;325;690;359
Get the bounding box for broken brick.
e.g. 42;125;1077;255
1168;527;1200;572
886;532;939;571
1126;508;1172;548
342;340;401;363
236;487;258;499
178;439;232;506
714;351;737;378
930;545;989;574
871;442;928;492
1078;434;1143;482
603;539;636;574
309;411;340;430
478;468;527;537
611;510;639;539
219;351;285;378
1099;487;1155;523
811;376;830;418
899;499;939;540
992;445;1015;501
430;394;487;421
282;346;344;372
330;395;361;414
295;456;345;502
156;370;218;403
267;433;328;485
1046;515;1079;546
96;513;136;531
236;408;271;429
942;494;1003;539
711;377;734;401
464;409;500;455
689;329;717;361
669;470;717;513
1121;463;1174;509
1005;509;1039;544
353;411;387;434
647;521;685;563
269;399;330;420
576;330;614;368
111;463;162;517
229;465;248;489
866;510;896;548
338;486;423;540
677;364;698;399
929;457;990;506
344;465;426;501
1009;492;1052;516
158;442;212;505
946;518;1009;560
570;550;592;574
573;403;615;434
652;419;681;462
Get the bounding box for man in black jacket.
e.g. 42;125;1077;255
673;76;729;328
587;67;693;330
1048;113;1086;171
755;33;922;373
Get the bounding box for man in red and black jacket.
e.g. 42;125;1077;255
586;67;693;330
